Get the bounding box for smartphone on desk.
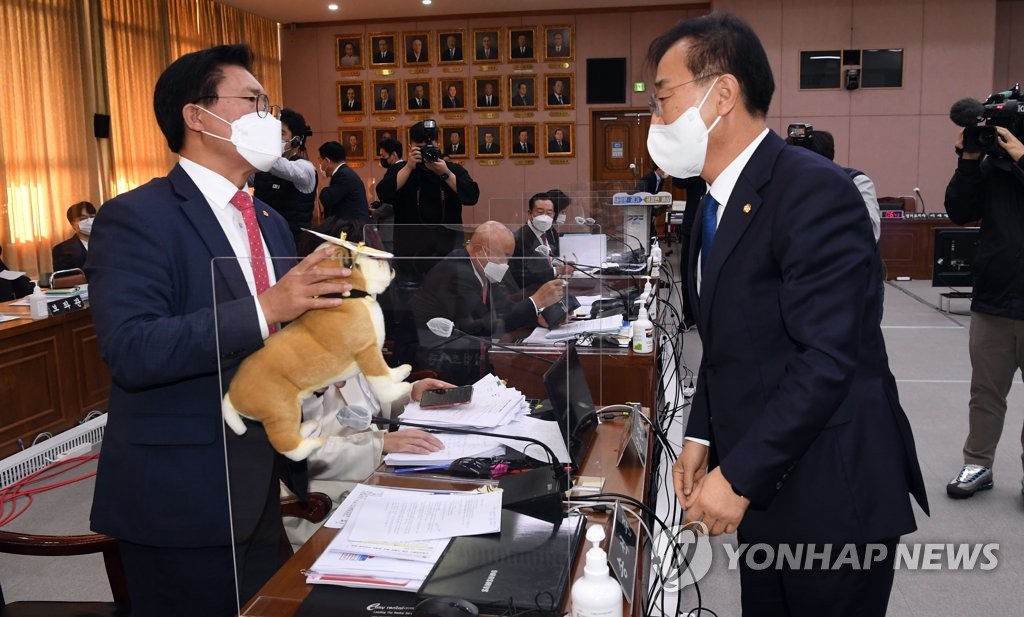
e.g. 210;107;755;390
419;385;474;409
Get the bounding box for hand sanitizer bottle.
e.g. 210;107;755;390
632;306;654;354
570;524;623;616
29;284;49;320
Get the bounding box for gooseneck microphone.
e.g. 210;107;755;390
427;317;555;365
914;187;925;213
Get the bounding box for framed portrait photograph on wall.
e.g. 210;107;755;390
336;82;365;115
472;28;501;63
509;123;539;157
370;80;399;114
544;73;575;109
475;124;503;157
437;29;466;64
508;27;537;62
509;76;537;111
403;31;432;67
336;35;364;70
543;25;574;62
369;33;398;67
544;122;574;157
473;77;502;111
442;125;468;159
404;79;433;113
373;127;400;150
439;78;468;112
338;128;367;161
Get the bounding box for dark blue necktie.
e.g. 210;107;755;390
700;193;719;272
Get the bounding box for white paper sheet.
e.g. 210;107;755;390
347;491;502;542
480;416;572;464
0;270;27;281
384;433;504;465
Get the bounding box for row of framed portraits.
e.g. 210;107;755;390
336;26;575;70
337;123;575;160
338;75;575;115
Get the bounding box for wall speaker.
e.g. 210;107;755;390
94;113;111;139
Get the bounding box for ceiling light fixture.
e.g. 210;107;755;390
327;3;338;10
422;0;432;5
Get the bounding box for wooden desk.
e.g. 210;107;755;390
489;337;659;411
879;216;958;280
240;413;653;617
0;300;109;458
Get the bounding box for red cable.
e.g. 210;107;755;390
0;454;98;527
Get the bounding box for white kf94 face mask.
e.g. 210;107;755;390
196;106;283;172
646;76;721;179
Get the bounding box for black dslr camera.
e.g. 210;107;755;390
420;119;443;163
959;84;1024;154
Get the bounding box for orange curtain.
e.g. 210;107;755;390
0;0;95;278
197;0;281;104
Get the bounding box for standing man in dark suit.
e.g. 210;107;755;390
52;201;96;272
318;141;370;224
654;14;928;616
86;44;352;617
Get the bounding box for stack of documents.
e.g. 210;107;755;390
520;314;625;344
399;374;529;429
306;484;502;591
383;434;504;466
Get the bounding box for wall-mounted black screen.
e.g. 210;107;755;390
586;58;627;104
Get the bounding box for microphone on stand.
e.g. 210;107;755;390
373;410;569;524
427;317;556;365
914;187;925;213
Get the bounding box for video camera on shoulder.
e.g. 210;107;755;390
420;119;443;163
950;84;1024;154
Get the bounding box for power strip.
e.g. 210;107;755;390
45;442;94;464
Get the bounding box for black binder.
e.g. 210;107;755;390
417;511;586;613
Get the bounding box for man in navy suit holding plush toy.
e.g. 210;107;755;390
87;44;352;617
655;14;928;616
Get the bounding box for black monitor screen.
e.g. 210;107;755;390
932;227;980;287
542;341;597;465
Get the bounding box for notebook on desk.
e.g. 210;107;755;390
417;510;585;613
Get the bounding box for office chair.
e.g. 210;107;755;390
0;529;130;617
48;269;87;289
278;491;333;563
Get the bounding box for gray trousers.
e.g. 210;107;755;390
963;312;1024;472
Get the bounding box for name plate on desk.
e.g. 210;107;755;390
609;502;638;606
616;403;648;469
47;294;85;316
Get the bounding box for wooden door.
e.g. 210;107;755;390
590;109;652;190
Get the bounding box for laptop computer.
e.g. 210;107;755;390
542;340;599;469
417;510;586;614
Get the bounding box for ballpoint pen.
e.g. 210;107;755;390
392;464;450;474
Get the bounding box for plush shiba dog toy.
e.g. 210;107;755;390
223;231;411;461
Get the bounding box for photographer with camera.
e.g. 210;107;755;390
944;86;1024;499
377;120;480;280
252;108;317;246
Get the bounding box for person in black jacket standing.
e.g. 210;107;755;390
944;124;1024;498
376;121;480;280
317;141;370;224
253;108;317;247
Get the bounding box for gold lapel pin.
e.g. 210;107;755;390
742;203;752;214
261;210;269;217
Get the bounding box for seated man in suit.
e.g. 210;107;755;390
410;221;566;385
318;141;370;223
52;201;96;273
511;192;573;293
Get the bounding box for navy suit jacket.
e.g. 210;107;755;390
52;236;89;272
87;164;297;547
511;224;559;292
320;164;370;223
686;131;928;544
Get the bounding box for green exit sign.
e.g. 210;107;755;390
633;82;646;92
